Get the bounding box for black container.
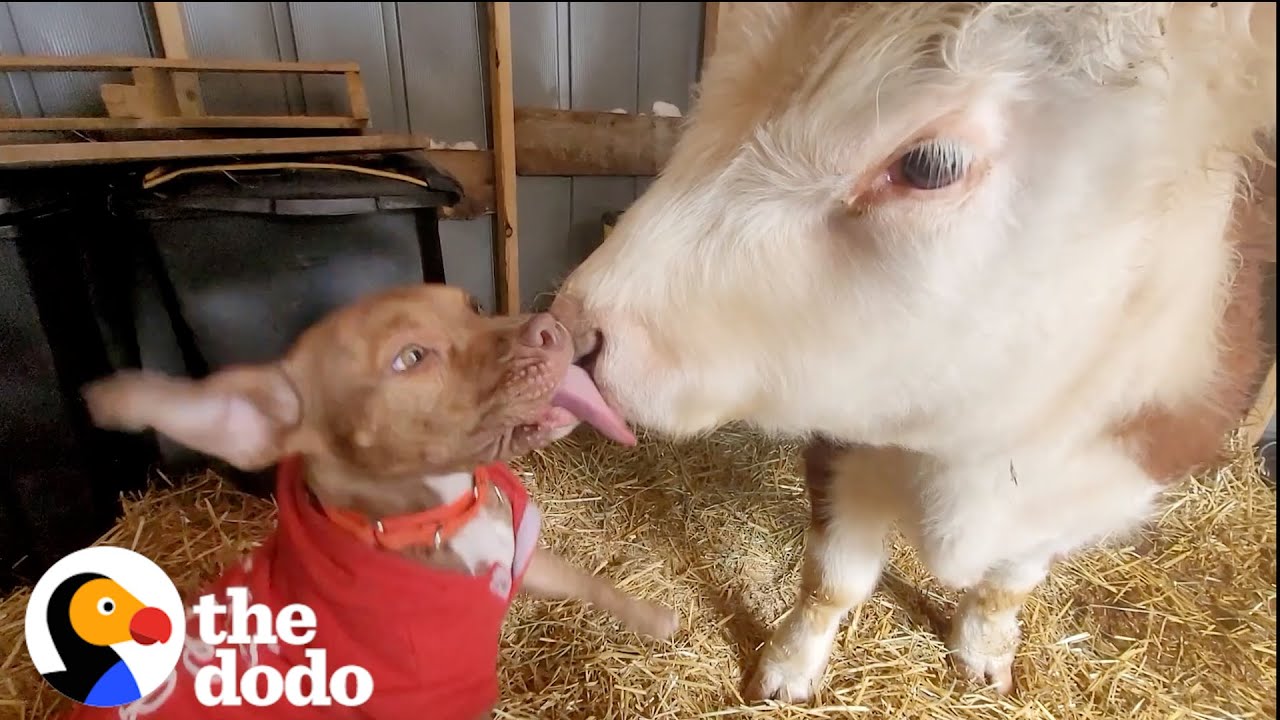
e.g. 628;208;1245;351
0;175;151;593
114;153;462;492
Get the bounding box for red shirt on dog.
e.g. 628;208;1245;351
60;457;541;720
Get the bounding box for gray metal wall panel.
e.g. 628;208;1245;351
397;1;486;143
440;221;497;314
289;1;403;131
568;2;640;284
512;1;571;311
181;2;293;116
396;2;495;312
0;4;36;116
511;1;568;109
635;1;701;194
636;1;700;113
6;2;154;117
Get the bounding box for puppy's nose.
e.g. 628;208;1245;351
548;293;601;359
520;312;563;349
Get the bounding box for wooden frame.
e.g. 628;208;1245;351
514;108;681;176
486;1;520;315
0;55;369;132
1243;364;1276;448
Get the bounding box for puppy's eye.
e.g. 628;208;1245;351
895;141;969;190
391;344;430;373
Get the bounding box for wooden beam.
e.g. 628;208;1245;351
702;2;722;67
486;1;520;314
0;55;359;74
0;115;362;132
425;149;496;221
152;3;189;57
149;2;206;116
0;134;435;167
1242;362;1276;448
514;107;682;176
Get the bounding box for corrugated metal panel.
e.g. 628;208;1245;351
396;1;496;312
289;1;404;131
568;1;641;289
0;4;37;116
398;1;487;142
5;2;154;117
512;1;571;311
182;2;296;116
635;1;702;194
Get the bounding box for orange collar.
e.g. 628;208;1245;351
320;467;493;552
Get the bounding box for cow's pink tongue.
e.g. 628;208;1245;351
552;365;637;446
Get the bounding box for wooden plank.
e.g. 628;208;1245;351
151;2;206;117
0;134;434;167
702;2;721;65
0;54;359;74
103;67;181;118
486;1;520;315
344;71;370;122
426;149;496;221
152;2;190;57
0;106;686;174
1242;362;1276;447
514;107;682;176
0;115;364;131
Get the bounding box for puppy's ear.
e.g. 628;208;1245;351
82;365;302;471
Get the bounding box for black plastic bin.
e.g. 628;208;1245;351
0;175;151;593
114;153;462;492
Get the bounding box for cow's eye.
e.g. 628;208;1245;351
896;141;969;190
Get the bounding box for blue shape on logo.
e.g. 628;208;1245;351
83;660;142;708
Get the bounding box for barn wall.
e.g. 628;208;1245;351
0;1;705;312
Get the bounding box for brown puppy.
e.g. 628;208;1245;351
69;283;677;720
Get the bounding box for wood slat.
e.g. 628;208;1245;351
513;107;682;176
150;2;207;117
0;54;359;74
0;134;432;166
486;1;520;314
0;134;493;222
0;116;364;131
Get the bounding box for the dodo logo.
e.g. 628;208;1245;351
25;547;184;708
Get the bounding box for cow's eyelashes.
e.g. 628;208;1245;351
895;141;970;190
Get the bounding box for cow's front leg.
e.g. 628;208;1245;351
745;441;913;703
946;560;1048;695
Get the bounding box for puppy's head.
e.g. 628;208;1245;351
82;284;634;481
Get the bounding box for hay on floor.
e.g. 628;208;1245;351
0;428;1274;720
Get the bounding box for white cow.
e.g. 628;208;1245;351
551;1;1276;701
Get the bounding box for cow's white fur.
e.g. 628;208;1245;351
556;1;1275;701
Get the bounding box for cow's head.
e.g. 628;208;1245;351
552;2;1276;449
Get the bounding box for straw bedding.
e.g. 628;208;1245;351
1;427;1274;720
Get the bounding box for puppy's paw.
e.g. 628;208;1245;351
622;599;680;641
81;371;164;431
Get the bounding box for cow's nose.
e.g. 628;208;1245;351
549;293;602;360
519;312;564;349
